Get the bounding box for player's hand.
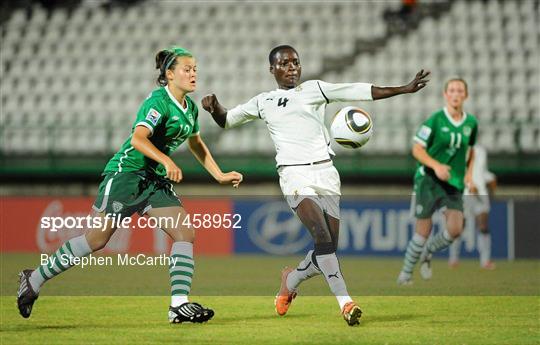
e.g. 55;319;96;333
465;173;477;194
404;70;430;93
164;159;183;183
434;163;451;182
218;171;243;188
202;94;220;114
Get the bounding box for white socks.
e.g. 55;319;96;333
286;250;321;292
316;253;352;310
169;241;194;307
29;234;92;293
449;237;461;263
478;233;492;266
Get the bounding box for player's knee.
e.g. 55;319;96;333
447;224;463;238
86;231;111;251
310;225;332;244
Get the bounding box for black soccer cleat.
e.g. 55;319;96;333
168;302;214;324
17;269;39;318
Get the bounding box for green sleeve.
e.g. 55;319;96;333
414;115;436;147
133;97;167;135
469;122;478;146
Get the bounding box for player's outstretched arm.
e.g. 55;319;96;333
187;134;243;188
372;70;430;100
202;94;228;128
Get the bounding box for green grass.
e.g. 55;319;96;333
1;254;539;344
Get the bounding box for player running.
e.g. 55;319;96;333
448;144;497;269
397;78;478;285
17;46;243;324
202;45;429;326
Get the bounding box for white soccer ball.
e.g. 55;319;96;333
330;106;373;149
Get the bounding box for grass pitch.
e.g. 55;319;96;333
1;254;539;344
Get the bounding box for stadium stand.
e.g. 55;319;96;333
0;0;538;178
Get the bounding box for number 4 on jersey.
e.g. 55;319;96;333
277;97;289;107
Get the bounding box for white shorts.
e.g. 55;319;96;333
464;194;490;216
278;161;341;219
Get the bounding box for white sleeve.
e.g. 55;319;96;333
225;95;261;129
316;80;373;103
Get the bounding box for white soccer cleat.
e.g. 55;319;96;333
419;250;433;280
397;271;413;286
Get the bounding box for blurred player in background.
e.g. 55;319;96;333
449;144;497;269
202;45;429;326
398;78;478;285
17;46;243;324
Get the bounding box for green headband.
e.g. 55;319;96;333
163;46;193;71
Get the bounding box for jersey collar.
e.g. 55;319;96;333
443;107;467;127
165;85;188;113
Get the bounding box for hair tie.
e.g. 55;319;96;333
162;52;177;73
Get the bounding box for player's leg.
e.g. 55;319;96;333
322;210;361;325
285;166;342;293
18;210;117;318
275;167;316;316
296;199;360;325
449;215;470;268
418;208;464;280
283;211;339;301
398;178;436;284
449;196;474;267
418;184;464;280
398;218;432;284
427;208;463;254
284;210;339;293
145;205;214;324
448;236;461;268
476;210;495;269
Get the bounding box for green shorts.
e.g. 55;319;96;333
92;171;181;218
412;170;463;219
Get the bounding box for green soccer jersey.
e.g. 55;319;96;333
104;86;200;176
413;107;478;191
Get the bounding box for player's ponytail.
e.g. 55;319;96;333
155;50;176;86
155;46;194;86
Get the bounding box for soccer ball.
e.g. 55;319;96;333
330;106;373;149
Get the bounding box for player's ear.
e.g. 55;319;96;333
269;65;274;75
166;68;175;81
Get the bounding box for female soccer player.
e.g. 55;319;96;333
448;144;497;270
397;78;478;285
17;46;243;324
202;45;429;326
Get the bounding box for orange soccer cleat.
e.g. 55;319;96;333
342;301;362;326
274;267;297;316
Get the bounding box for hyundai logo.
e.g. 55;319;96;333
247;201;312;255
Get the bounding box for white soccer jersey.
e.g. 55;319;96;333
226;80;373;166
468;145;495;195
